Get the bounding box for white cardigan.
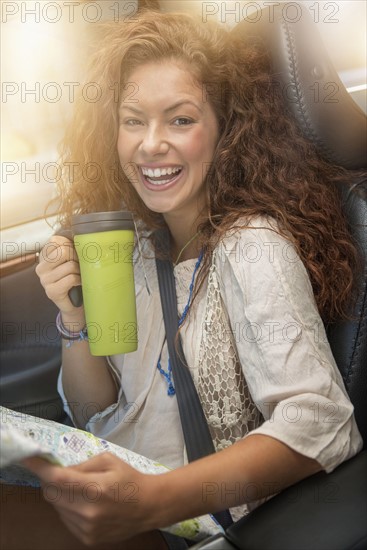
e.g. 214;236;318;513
59;217;363;481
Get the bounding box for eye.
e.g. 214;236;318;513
172;117;194;126
122;118;143;126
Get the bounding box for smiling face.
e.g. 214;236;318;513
117;61;219;232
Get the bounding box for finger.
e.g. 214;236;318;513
23;456;110;494
37;257;81;306
40;257;80;277
38;246;77;271
39;238;77;267
39;260;80;287
69;452;118;473
43;278;81;310
44;270;81;295
55;509;91;545
56;501;107;543
58;506;123;547
21;456;63;482
22;457;86;489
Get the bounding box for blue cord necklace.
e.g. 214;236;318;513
157;249;204;396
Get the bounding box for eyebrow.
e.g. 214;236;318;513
119;100;203;114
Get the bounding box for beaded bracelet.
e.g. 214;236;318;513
56;311;88;344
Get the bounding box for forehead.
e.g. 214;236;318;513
120;61;204;107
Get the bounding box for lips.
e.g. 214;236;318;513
139;165;184;190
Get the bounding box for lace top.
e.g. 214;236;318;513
196;249;262;451
58;217;363;516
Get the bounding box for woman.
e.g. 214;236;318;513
5;9;363;550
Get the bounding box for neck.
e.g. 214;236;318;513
164;216;201;264
173;231;200;265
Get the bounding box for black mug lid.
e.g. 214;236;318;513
72;211;134;235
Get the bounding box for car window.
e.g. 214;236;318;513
1;1;141;231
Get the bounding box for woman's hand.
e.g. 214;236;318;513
36;236;85;326
22;435;322;547
23;453;157;546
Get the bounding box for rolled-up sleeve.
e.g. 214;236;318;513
216;220;363;473
57;355;124;428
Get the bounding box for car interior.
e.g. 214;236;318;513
1;2;366;549
189;4;367;550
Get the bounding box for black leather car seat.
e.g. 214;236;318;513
230;2;367;446
192;5;367;550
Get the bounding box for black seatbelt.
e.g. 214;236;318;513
155;254;233;530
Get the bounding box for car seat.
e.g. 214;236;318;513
191;4;367;550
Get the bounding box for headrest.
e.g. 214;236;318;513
231;4;367;169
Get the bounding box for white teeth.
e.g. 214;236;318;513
146;177;173;185
141;166;182;177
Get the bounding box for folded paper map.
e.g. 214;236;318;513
0;406;222;541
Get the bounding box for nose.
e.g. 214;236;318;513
139;123;169;156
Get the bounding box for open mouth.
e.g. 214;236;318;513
141;166;183;186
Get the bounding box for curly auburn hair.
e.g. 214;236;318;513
55;10;361;322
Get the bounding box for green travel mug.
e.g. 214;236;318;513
71;211;137;356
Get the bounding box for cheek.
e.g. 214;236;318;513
184;129;217;166
117;131;139;186
117;130;127;161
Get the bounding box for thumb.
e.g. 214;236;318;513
70;452;118;473
21;456;63;482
